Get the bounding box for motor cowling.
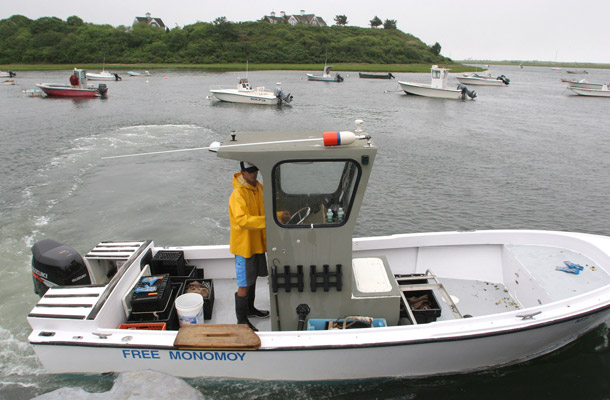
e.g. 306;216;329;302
31;239;91;297
497;75;510;85
97;84;108;98
274;87;293;104
457;84;477;99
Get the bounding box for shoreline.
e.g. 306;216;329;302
2;61;608;73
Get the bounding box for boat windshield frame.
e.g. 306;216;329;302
271;158;361;228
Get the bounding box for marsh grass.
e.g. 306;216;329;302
2;63;476;73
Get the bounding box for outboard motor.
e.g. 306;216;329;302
274;87;293;104
31;239;91;297
457;84;477;100
336;74;344;82
97;83;108;98
497;75;510;85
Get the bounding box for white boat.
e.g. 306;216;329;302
2;79;15;85
456;72;510;86
24;88;43;97
307;65;344;82
128;71;150;77
568;84;610;97
87;69;122;81
27;121;610;381
565;79;603;90
398;65;477;100
0;70;16;78
210;78;293;105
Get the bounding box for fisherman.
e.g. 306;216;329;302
229;161;289;331
69;72;79;87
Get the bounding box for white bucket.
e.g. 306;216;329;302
175;293;204;326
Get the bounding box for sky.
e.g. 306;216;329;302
2;0;609;64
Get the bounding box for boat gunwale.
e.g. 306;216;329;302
28;300;610;351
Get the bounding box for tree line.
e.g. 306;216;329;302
333;15;397;30
0;14;448;65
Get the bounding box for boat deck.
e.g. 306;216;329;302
200;243;610;330
201;275;521;331
29;239;610;333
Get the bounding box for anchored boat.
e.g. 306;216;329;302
568;84;610;97
358;72;395;79
307;65;344;82
27;121;610;380
399;65;477;100
87;69;122;81
210;78;293;105
37;69;108;98
456;72;510;86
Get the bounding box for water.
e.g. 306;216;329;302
1;66;610;398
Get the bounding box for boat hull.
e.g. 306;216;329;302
566;81;602;89
398;81;463;99
210;89;282;105
359;72;394;79
307;74;343;82
29;307;609;380
569;87;610;97
87;72;119;81
456;76;504;86
36;83;102;98
128;71;150;77
27;230;610;380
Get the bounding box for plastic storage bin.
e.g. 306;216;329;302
151;250;186;276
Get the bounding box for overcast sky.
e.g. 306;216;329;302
2;0;608;64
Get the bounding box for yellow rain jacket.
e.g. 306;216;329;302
229;173;266;258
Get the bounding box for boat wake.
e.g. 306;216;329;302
31;370;204;400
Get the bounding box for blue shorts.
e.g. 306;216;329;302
235;254;268;287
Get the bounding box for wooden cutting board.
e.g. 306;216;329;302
174;324;261;350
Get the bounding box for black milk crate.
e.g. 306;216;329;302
151;250;186;276
130;274;171;313
181;278;215;320
128;281;183;330
168;265;203;282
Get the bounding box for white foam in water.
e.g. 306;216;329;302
0;327;45;377
31;370;204;400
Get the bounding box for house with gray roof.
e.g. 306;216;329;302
133;13;166;28
264;10;326;27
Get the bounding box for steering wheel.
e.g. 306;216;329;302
286;206;311;225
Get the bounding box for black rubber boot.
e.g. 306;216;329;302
247;284;269;319
235;292;258;331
